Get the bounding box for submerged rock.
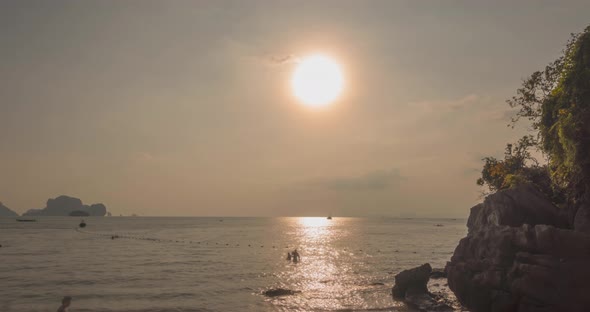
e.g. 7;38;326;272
446;184;590;312
263;288;300;297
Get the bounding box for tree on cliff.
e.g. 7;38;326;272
478;25;590;207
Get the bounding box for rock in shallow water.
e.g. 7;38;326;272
392;263;431;298
263;288;300;297
392;263;453;311
430;268;447;279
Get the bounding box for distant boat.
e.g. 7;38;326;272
16;218;36;222
327;215;332;220
79;219;87;228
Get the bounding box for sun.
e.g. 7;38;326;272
291;54;344;107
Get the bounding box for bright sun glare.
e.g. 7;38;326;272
291;54;344;107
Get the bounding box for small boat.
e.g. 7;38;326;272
16;218;37;222
79;219;86;228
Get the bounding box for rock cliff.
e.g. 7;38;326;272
446;184;590;312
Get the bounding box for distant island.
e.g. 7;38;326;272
0;202;19;217
22;195;108;217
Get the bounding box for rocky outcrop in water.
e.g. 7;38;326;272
392;263;453;311
0;202;18;217
263;288;300;297
446;184;590;312
23;195;108;216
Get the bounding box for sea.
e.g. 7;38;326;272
0;217;467;312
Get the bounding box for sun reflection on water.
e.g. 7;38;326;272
297;217;331;242
270;217;398;310
290;217;351;309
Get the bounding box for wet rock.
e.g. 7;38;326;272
263;288;300;297
405;288;453;312
392;263;431;298
430;268;446;279
392;264;453;311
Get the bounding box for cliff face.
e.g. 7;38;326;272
23;195;107;216
0;202;19;217
446;184;590;312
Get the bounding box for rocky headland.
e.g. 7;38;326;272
0;202;19;217
445;184;590;312
22;195;108;217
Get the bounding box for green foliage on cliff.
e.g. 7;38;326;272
478;26;590;204
476;136;560;200
540;27;590;199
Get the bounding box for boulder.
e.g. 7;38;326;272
0;202;18;217
392;264;453;311
392;263;432;298
467;184;568;233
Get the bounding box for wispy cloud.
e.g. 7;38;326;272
408;94;480;113
268;54;298;65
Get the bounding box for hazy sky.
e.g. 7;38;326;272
1;1;588;217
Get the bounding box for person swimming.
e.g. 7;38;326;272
56;296;71;312
291;249;300;263
286;252;292;261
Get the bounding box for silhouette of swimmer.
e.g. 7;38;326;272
286;252;292;261
291;249;301;263
56;296;71;312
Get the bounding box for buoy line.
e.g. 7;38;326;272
74;228;282;249
74;228;390;254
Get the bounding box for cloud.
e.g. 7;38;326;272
268;54;297;65
408;94;480;113
310;168;406;191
